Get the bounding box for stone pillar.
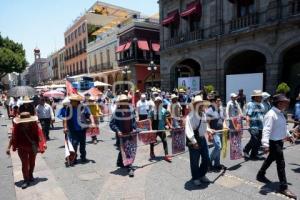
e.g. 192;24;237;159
265;63;280;94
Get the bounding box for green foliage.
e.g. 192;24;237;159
0;34;27;78
87;24;101;43
276;82;290;94
204;84;215;94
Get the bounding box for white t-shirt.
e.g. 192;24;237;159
137;100;149;115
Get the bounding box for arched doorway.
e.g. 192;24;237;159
281;44;300;100
171;59;201;91
224;50;266;102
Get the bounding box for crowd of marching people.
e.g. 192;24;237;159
1;86;300;199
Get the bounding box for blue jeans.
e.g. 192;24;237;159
210;134;222;167
69;130;86;159
188;137;209;180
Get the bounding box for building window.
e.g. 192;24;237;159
82;23;86;32
106;49;110;67
75;30;77;38
75;44;78;54
100;52;103;67
170;23;179;38
83;39;86;49
76;62;79;73
65;38;68;45
78;26;81;36
80;61;83;72
237;2;255;17
94;54;97;70
84;59;87;72
79;41;82;50
189;17;200;32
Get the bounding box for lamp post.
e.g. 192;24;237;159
147;60;157;88
122;65;131;90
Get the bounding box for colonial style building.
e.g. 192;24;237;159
51;47;65;82
159;0;300;100
28;48;48;86
116;16;160;91
87;2;139;85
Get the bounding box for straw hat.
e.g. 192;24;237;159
118;94;129;102
22;96;33;104
230;93;238;98
69;94;83;102
13;112;38;124
251;90;263;97
87;96;96;101
62;97;70;105
178;88;186;93
192;95;204;104
262;92;271;99
154;96;162;102
171;94;178;100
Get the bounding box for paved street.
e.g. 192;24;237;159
0;107;299;200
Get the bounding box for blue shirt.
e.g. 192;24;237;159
246;101;264;130
149;107;170;130
60;106;91;132
294;101;300;120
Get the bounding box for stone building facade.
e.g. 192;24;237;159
159;0;300;99
28;48;48;86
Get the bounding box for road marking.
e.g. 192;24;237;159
11;152;68;200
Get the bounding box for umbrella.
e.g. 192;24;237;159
34;85;48;89
83;87;102;98
56;87;66;92
94;81;111;87
9;86;36;97
43;90;65;98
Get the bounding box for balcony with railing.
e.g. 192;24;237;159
230;13;259;32
162;28;203;50
161;1;300;51
118;52;159;66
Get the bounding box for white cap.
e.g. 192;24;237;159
62;97;70;105
141;94;146;99
230;93;238;98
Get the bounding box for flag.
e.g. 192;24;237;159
65;135;76;163
171;128;185;154
66;80;78;96
230;117;243;160
221;129;228;159
120;135;137;166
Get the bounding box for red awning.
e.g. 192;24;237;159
180;1;202;18
151;43;160;52
162;10;179;26
116;44;126;53
228;0;254;6
137;40;150;51
124;42;131;51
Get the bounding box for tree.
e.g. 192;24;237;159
276;82;290;94
0;34;27;79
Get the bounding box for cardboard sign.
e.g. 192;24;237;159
171;128;186;154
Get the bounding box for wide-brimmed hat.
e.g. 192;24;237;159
178;88;186;93
87;96;96;101
69;94;83;102
262;92;271;99
118;94;129;102
171;94;178;100
22;96;33;104
13;112;38;124
192;95;204;104
154;96;162;102
273;94;290;103
62;97;70;105
230;93;238;98
251;90;263;97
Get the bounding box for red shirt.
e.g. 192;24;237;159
12;122;43;151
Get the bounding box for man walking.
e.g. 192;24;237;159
35;96;54;140
243;90;264;160
256;94;297;199
136;94;149;121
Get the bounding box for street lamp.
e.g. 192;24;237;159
122;65;131;90
148;60;157;88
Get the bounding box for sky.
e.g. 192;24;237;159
0;0;159;65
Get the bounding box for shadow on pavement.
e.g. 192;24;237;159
110;168;129;177
227;160;248;171
259;181;293;196
15;177;48;188
290;163;300;173
50;127;63;131
184;180;209;191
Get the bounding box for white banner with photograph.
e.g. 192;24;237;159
178;77;200;92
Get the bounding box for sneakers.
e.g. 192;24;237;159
193;179;201;186
256;173;271;183
128;169;134;177
279;189;297;199
21;181;29;189
243;150;250;160
200;176;211;183
164;155;172;162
